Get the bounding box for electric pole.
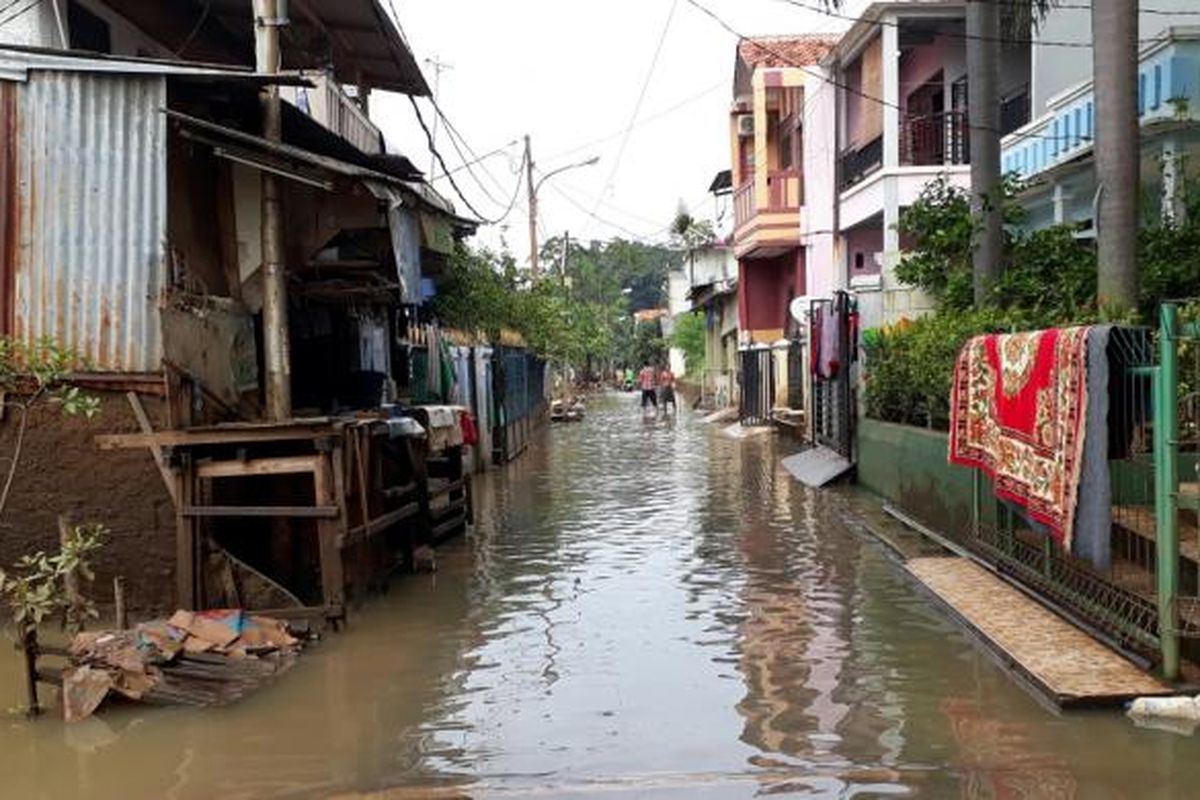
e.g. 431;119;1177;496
526;134;539;278
253;0;291;420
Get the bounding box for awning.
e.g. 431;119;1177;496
167;109;457;217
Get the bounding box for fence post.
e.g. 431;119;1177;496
1155;302;1180;681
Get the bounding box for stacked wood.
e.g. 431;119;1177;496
61;610;304;721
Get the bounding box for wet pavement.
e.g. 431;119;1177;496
3;393;1200;798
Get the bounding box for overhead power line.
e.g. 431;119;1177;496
408;95;526;225
590;0;681;227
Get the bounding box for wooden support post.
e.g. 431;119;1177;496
113;577;127;630
314;451;345;623
22;628;40;718
176;454;197;610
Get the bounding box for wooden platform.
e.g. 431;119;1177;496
907;556;1173;707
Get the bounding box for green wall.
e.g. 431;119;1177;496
856;418;975;536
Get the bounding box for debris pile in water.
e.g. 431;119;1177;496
62;609;303;722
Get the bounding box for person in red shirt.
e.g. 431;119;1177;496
659;367;677;416
637;362;657;412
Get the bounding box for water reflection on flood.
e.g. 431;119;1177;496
0;394;1198;798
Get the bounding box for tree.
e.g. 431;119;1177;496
1093;0;1140;311
966;0;1003;305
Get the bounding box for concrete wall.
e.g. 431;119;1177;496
845;224;883;278
803;70;838;298
0;391;176;615
738;250;803;341
856;418;975;537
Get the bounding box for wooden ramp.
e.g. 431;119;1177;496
907;557;1173;708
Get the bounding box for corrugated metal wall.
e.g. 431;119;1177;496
9;71;167;372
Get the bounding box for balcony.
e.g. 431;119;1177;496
282;73;384;155
732;170;803;259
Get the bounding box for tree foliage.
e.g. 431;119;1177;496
434;237;683;373
670;311;706;374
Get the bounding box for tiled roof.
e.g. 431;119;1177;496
738;34;838;69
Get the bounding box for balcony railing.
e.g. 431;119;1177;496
734;180;755;230
733;171;803;230
282;73;384;155
900;111;968;167
839;136;882;191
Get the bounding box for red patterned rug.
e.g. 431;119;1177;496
948;327;1091;550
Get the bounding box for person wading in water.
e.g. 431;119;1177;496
637;362;657;416
658;365;677;417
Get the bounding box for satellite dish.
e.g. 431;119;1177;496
789;295;814;324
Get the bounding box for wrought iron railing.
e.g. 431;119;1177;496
900;111;968;167
839;136;882;191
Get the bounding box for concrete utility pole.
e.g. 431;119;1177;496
526;139;600;281
966;0;1002;306
526;134;539;278
253;0;292;420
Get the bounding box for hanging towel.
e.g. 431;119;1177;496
949;327;1091;551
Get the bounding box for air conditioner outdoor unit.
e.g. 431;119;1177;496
737;115;754;137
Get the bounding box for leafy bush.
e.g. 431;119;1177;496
669;311;706;374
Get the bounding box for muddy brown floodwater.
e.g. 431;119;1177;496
2;393;1200;798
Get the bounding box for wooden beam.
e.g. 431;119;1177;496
127;392;179;504
196;454;321;480
180;505;340;519
96;425;335;450
340;502;420;549
314;452;346;613
176;458;197;610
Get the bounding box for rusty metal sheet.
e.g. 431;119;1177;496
10;70;167;372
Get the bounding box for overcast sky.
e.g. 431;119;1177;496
372;0;852;264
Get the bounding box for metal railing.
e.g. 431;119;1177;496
839;136;883;190
899;111;968;167
739;348;774;427
733;180;755;230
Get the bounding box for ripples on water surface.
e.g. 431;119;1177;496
1;393;1199;798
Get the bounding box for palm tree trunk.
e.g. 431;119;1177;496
967;0;1002;306
1092;0;1139;311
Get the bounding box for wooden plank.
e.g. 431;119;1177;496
196;454;321;480
126;392;179;504
340;502;420;549
382;482;418;500
181;505;339;519
176;459;196;611
907;557;1172;707
431;513;467;542
314;452;346;615
96;424;336;451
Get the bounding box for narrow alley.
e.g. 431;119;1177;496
1;395;1198;798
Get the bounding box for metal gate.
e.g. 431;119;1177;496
810;291;856;457
739;347;774;426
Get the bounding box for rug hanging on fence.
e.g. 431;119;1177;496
948;326;1091;551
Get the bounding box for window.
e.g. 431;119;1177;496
68;1;112;54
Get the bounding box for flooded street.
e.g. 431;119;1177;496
3;394;1200;798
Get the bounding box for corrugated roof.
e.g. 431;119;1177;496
738;35;838;70
6;71;168;372
100;0;428;96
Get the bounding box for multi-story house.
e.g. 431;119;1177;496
1001;6;1200;229
825;2;1031;328
729;35;838;421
